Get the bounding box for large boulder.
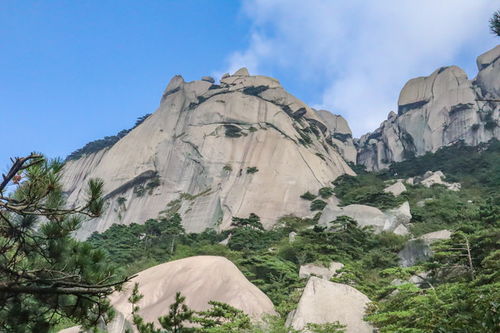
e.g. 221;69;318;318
111;256;276;326
357;45;500;171
60;256;275;333
398;230;452;267
61;70;354;238
384;180;407;196
417;171;461;191
318;202;411;235
475;45;500;99
287;277;373;333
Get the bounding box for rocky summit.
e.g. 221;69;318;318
61;68;355;238
357;45;500;170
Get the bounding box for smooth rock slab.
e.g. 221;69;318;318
287;277;373;333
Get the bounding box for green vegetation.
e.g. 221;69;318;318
310;199;327;211
332;173;405;210
223;164;232;172
224;125;242;138
300;191;317;201
66;114;151;161
318;187;334;199
246;166;259;174
0;154;130;332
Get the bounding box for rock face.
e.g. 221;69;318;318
287;277;373;333
318;202;411;235
60;256;275;333
62;68;353;238
399;230;452;267
299;262;344;280
357;45;500;170
316;110;357;163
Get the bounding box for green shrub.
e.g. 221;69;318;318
300;191;317;200
224;125;242;138
318;187;334;199
310;199;327;211
246;167;259;174
332;174;404;209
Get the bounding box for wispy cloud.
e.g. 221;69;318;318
224;0;498;136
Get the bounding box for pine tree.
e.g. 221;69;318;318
0;154;131;332
490;10;500;36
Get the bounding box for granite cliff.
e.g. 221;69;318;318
357;45;500;170
61;68;354;238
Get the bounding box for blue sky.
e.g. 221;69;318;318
1;0;498;168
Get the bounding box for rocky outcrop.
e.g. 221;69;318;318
398;229;452;267
384;180;407;196
357;45;500;170
406;170;461;191
299;262;344;280
62;68;353;238
287;277;373;333
317;110;357;163
318;201;411;235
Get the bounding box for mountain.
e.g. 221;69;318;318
357;45;500;170
61;68;354;238
61;45;499;238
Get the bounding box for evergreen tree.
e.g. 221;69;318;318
490;10;500;36
0;154;130;332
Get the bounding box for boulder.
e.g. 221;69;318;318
384;180;407;196
475;45;500;99
318;202;411;235
110;256;276;327
287;277;373;333
398;230;452;267
289;231;297;243
233;67;250;76
417;171;461;191
60;256;275;333
201;76;215;83
299;262;344;280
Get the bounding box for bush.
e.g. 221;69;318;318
310;199;327;211
318;187;334;199
224;125;242;138
300;191;317;201
246;167;259;174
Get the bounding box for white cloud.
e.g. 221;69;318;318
225;0;498;136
